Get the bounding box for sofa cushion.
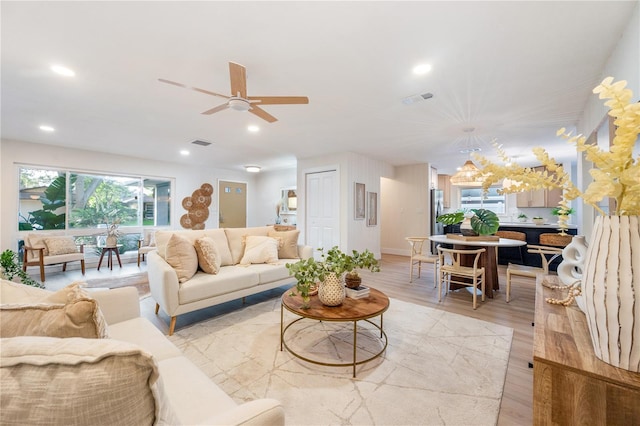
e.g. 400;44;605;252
178;268;259;305
240;236;279;265
224;226;273;264
165;234;198;283
249;261;294;283
155;229;233;266
0;279;49;304
44;236;78;256
0;336;177;426
194;237;221;274
108;317;182;362
0;282;109;339
268;229;300;259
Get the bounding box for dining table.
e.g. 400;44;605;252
429;234;527;298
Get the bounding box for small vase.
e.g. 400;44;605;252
300;294;311;309
106;235;117;247
318;272;345;306
582;215;640;372
557;235;588;286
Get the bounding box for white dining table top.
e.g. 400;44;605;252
429;234;527;247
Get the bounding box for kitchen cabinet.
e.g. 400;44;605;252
515;166;562;207
437;174;451;208
534;277;640;425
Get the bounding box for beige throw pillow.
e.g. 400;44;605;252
44;236;78;256
267;229;300;259
0;336;178;426
240;236;280;265
194;237;221;274
165;234;198;283
0;282;109;339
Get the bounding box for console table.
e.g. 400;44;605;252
533;275;640;425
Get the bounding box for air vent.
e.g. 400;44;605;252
401;92;434;105
191;139;212;146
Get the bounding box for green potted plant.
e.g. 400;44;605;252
286;247;380;307
532;216;545;225
0;249;43;288
517;212;528;222
436;208;500;236
551;207;575;216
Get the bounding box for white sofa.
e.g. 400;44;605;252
0;281;284;425
149;226;312;335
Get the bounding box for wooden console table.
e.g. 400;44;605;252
533;275;640;425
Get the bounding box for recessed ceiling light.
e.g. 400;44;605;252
39;125;55;132
245;165;261;173
180;150;190;156
50;64;75;77
248;125;260;133
412;63;432;75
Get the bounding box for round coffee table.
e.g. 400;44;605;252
280;286;389;377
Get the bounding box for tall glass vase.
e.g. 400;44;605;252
582;215;640;372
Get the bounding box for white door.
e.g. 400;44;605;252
306;170;339;259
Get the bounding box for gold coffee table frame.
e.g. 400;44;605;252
280;286;389;378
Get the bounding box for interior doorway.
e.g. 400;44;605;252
305;170;339;259
218;180;247;228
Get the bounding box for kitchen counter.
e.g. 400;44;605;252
499;221;578;229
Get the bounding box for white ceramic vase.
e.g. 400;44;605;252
318;272;345;306
582;215;640;372
106;235;117;247
557;235;588;313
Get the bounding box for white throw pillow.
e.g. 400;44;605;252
194;237;221;274
165;234;198;283
0;336;178;425
240;236;279;265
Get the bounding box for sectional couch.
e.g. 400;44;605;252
0;280;284;425
148;226;312;335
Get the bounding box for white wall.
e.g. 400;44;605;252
253;167;297;227
297;152;393;258
0;139;256;251
380;164;431;256
575;2;640;240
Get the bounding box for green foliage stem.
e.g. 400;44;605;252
0;250;43;288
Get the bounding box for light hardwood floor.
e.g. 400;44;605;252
42;253;535;425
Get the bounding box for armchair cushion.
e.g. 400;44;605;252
44;236;79;256
25;231;65;260
0;282;109;339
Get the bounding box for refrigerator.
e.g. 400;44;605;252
430;188;445;254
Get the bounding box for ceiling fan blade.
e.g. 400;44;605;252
249;105;278;123
248;96;309;105
158;78;229;99
201;103;229;115
229;62;247;98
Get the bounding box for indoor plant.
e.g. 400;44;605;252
0;249;43;288
532;216;545;225
517;213;528;222
286;247;380;307
474;77;640;372
436;208;500;236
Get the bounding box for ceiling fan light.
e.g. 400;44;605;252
228;98;250;111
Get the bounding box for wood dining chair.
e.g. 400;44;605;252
406;237;439;286
506;244;563;302
436;245;486;309
495;230;526;264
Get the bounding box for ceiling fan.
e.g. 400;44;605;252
159;62;309;123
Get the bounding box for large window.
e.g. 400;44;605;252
460;187;506;214
18;166;172;231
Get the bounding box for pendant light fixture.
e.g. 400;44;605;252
450;127;484;186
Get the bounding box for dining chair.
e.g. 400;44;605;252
406;237;439;286
494;230;526;264
436;245;486;309
506;244;563;302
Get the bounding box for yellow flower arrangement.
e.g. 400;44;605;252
474;77;640;234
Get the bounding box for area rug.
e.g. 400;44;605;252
168;297;513;425
83;272;150;299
